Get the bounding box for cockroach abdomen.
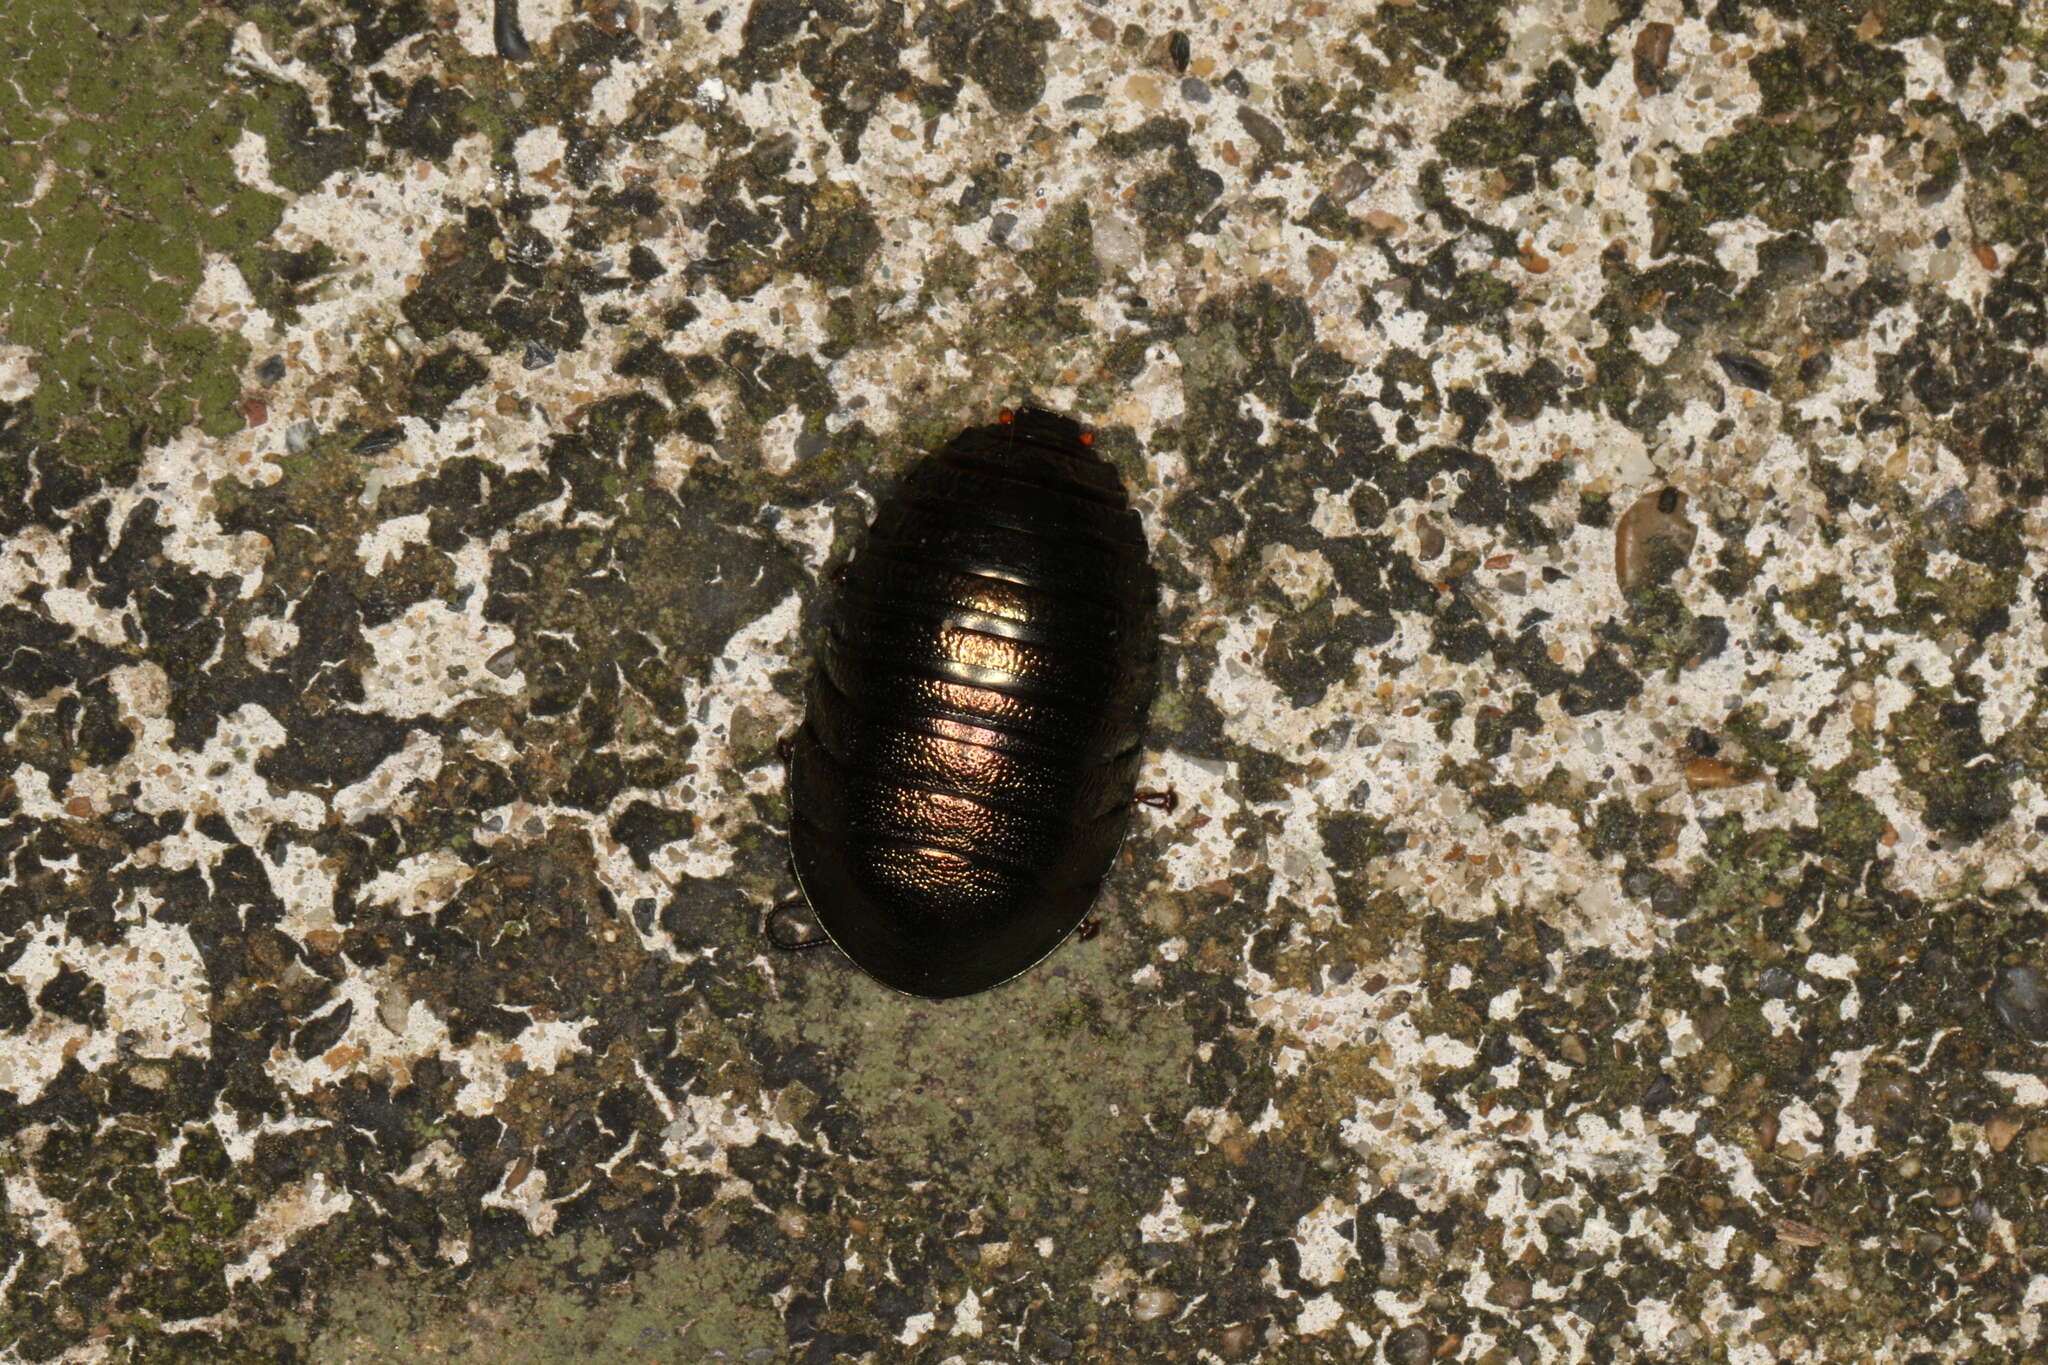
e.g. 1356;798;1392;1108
785;407;1158;997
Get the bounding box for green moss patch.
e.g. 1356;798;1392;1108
0;0;304;469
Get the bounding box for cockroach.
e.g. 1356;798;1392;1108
779;407;1159;997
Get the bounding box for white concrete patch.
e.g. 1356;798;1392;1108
225;1174;354;1287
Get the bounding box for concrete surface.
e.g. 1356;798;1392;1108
4;0;2048;1360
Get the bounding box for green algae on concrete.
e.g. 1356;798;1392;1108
295;1232;783;1363
760;913;1199;1203
0;0;301;469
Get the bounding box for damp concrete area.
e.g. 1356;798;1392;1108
4;0;2048;1360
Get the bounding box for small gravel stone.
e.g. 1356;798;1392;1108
1991;966;2048;1040
523;338;556;370
1237;107;1286;158
1715;350;1773;392
1034;1326;1074;1360
1388;1326;1433;1365
1987;1115;2022;1153
285;420;318;454
2025;1127;2048;1164
1180;77;1210;103
1756;966;1797;999
1133;1287;1177;1321
1330;160;1372;204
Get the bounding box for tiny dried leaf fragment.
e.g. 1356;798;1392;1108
1614;488;1699;595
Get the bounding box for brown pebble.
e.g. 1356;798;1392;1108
243;398;269;427
1089;14;1115;40
1237;107;1286;158
1987;1115;2023;1153
1416;519;1445;561
65;796;94;819
2024;1128;2048;1164
1933;1184;1964;1209
1330;160;1372;204
1974;243;1999;271
1218;1324;1255;1358
1489;1275;1533;1310
1519;242;1550;273
1634;22;1675;95
1614;487;1698;595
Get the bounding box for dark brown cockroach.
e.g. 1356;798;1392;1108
781;407;1159;997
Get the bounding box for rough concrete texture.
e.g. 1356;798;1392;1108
5;0;2048;1359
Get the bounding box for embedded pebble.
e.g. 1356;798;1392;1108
1329;161;1372;205
1133;1287;1178;1322
1991;967;2048;1041
1613;487;1698;595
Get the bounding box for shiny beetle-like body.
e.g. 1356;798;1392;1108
786;408;1158;997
